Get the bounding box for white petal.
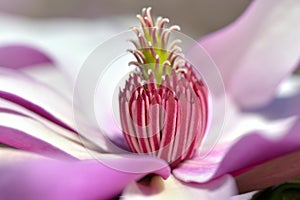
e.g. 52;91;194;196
0;147;46;163
122;175;237;200
200;0;300;108
0;112;99;159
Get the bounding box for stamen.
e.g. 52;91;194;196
146;7;154;26
128;61;143;69
160;30;167;49
169;46;182;54
144;17;152;28
148;41;157;58
161;30;171;49
132;27;141;36
142;8;147;17
158;18;170;30
176;68;188;74
163;60;171;68
155;54;160;71
151;27;158;46
121;7;209;168
136;14;147;29
173;59;186;69
169;25;181;32
169;53;183;66
138;34;148;49
127;49;145;63
128;39;140;49
169;39;181;50
134;50;146;63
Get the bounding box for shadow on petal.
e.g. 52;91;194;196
0;156;170;200
0;45;53;69
122;174;237;199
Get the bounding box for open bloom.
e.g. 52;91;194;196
0;0;299;199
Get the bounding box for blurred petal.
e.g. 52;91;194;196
0;14;136;82
0;98;84;149
0;147;46;163
198;0;300;108
0;44;73;100
173;116;300;183
231;192;257;200
245;75;300;120
0;156;170;200
21;64;73;99
235;150;300;193
122;175;237;199
174;75;300;183
0;45;53;68
0;67;75;131
0;111;98;160
0;46;112;153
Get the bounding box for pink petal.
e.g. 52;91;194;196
0;67;75;131
0;147;46;163
173;116;300;183
21;64;73;99
197;0;300;108
0;44;73;103
0;110;99;160
0;55;111;153
174;77;300;182
0;98;84;150
0;45;53;68
122;175;237;199
0;156;170;200
0;125;73;160
0;15;135;83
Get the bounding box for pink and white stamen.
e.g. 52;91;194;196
119;7;209;168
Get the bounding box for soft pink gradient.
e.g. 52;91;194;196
0;45;53;68
0;0;299;199
173;117;300;183
0;158;170;200
198;0;300;108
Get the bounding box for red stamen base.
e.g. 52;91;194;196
119;66;208;168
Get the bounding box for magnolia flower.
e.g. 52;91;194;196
0;0;299;200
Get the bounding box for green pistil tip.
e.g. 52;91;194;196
128;7;185;84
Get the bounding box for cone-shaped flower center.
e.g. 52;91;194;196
119;7;209;168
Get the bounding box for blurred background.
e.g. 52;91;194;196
0;0;252;38
0;0;253;82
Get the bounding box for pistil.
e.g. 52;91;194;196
119;7;209;168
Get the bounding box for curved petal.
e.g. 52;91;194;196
173;116;300;184
0;147;47;163
235;150;300;193
197;0;300;108
21;64;73;99
174;76;300;183
0;67;75;131
0;111;98;160
0;67;119;153
122;175;237;199
244;75;300;119
0;44;73;99
0;157;170;200
0;14;135;83
0;45;53;68
0;98;84;148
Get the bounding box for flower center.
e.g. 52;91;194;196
119;7;209;168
